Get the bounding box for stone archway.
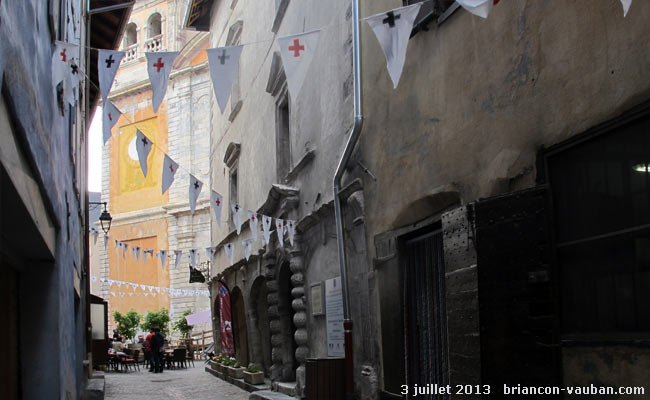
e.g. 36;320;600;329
249;276;272;375
231;287;248;365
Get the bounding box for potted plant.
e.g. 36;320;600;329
227;358;244;379
243;363;265;385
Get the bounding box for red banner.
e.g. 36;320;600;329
218;281;235;355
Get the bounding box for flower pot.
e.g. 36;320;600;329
228;366;244;379
243;370;265;385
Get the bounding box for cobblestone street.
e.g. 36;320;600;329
105;365;250;400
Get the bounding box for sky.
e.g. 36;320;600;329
88;106;103;193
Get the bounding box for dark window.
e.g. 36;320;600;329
276;97;291;182
404;0;457;36
125;23;137;46
547;111;650;335
148;13;162;38
229;168;238;232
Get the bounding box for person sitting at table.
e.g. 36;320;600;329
113;338;125;352
151;327;165;373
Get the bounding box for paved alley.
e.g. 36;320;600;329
105;365;249;400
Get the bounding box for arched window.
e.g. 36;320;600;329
124;23;137;46
148;13;162;38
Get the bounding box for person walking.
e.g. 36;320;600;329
145;328;154;371
151;327;165;373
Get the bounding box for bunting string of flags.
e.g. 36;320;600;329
91;275;210;298
75;0;632;267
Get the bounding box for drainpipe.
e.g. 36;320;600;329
334;0;362;397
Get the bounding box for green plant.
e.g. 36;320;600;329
141;308;171;337
246;363;261;373
172;309;193;338
113;309;142;341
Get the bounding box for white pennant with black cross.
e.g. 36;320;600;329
224;243;235;266
287;220;296;246
136;130;153;177
365;3;422;88
135;246;141;263
232;204;243;235
122;243;128;259
98;50;125;103
189;175;203;215
146;52;179;113
174;250;182;269
103;101;122;144
262;215;273;245
91;227;99;245
160;250;168;269
248;211;258;241
211;191;224;228
189;249;197;267
206;46;244;113
275;218;285;247
277;30;321;100
162;154;179;194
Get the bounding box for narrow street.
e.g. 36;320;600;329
105;365;249;400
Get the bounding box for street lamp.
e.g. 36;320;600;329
90;202;112;234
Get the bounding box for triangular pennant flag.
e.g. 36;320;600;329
152;292;157;297
140;284;146;290
190;249;198;267
53;42;78;84
129;292;133;297
143;250;149;263
135;247;141;263
122;243;128;259
206;46;244;113
91;228;99;245
160;250;168;269
148;285;154;292
146;52;179;113
98;50;125;103
120;292;125;297
248;211;258;241
174;250;183;269
162;154;179;194
206;246;217;267
262;215;273;245
100;277;106;283
211;191;224;228
242;239;253;261
91;276;97;282
189;175;203;215
277;30;321;99
455;0;499;19
130;245;136;260
621;0;632;16
365;3;422;88
116;281;123;288
135;130;153;177
144;293;149;297
275;218;285;247
287;220;296;246
111;292;116;296
224;243;235;265
232;204;243;235
103;101;122;144
66;55;81;106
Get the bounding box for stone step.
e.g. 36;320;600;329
248;390;295;400
274;381;296;397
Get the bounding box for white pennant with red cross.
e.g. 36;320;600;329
224;243;235;265
52;41;80;105
136;130;153;177
189;175;203;215
262;215;273;245
206;246;217;266
103;101;122;144
162;154;179;194
248;211;259;241
275;218;285;247
277;29;321;100
211;191;224;228
365;3;422;88
146;52;179;113
242;239;253;261
98;49;125;103
455;0;500;19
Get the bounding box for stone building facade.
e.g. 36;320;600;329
98;0;211;334
0;1;129;398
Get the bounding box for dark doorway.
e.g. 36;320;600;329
278;262;297;381
402;227;449;399
250;276;272;376
231;287;249;365
212;295;221;352
0;260;19;400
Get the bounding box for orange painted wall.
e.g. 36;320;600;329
108;218;170;328
109;96;169;215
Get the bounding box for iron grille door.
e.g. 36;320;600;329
404;228;449;399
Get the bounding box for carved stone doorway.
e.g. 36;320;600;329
277;261;297;381
231;287;249;366
250;276;272;375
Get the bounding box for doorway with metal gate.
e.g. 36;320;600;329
401;227;449;399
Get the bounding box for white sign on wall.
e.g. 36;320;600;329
325;276;345;357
